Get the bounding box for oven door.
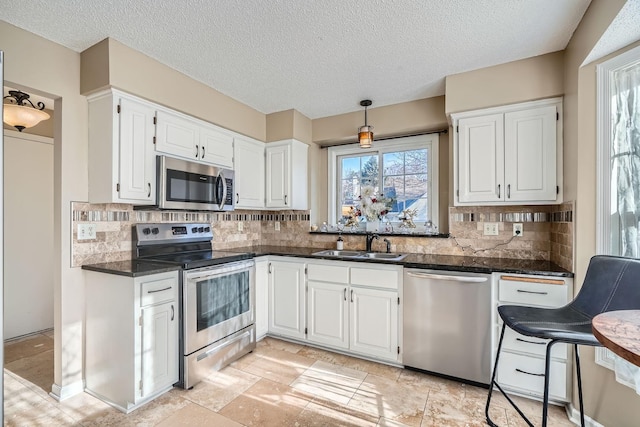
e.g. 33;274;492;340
183;260;254;355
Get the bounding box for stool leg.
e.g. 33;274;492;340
542;340;558;427
485;323;506;426
575;344;585;427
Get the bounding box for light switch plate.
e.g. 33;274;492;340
78;223;97;240
237;222;244;232
483;222;499;236
275;221;281;231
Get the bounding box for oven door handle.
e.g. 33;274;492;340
185;264;252;282
196;328;253;362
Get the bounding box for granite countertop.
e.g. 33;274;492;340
82;260;181;277
227;245;573;277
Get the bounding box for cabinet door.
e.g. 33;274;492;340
268;260;305;339
234;137;265;208
265;144;290;208
140;301;178;398
200;127;234;168
504;105;557;202
254;259;269;340
307;281;349;349
457;114;504;203
350;287;398;361
118;97;156;202
155;110;200;160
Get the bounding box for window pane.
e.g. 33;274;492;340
361;156;379;185
341;157;360;179
382;149;430;221
404;149;428;174
383;152;404;175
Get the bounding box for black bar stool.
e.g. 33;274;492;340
485;255;640;427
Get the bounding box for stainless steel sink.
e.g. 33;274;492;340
311;250;364;258
359;252;408;261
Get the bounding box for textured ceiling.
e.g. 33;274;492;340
584;0;640;65
0;0;592;119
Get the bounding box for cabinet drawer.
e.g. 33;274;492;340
499;277;567;307
497;352;567;401
140;277;176;307
501;326;567;360
307;263;349;284
350;267;399;290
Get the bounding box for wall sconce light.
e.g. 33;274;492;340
3;90;50;132
358;99;373;148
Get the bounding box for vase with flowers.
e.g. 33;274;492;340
353;185;393;232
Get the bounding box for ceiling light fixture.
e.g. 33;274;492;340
358;99;373;148
3;90;50;132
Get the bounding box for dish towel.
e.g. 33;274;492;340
614;354;640;395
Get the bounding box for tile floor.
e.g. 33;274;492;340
3;332;577;426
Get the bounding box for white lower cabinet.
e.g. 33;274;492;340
84;270;179;413
268;259;306;340
492;273;573;403
267;257;401;363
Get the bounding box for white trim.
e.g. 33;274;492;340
3;129;54;145
566;403;605;427
327;134;439;225
50;380;84;401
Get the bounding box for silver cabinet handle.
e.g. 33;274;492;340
344;288;347;301
284;195;288;205
171;304;174;321
497;184;501;198
507;184;511;198
201;146;205;159
350;289;354;303
147;183;151;198
195;145;199;158
516;289;548;295
147;286;172;294
515;368;545;377
236;193;240;204
268;263;272;274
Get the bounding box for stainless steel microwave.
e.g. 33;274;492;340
156;156;234;211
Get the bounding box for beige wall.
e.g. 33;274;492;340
445;51;565;115
1;20;88;398
81;38;266;141
312;96;447;145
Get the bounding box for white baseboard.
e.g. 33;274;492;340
50;380;84;401
566;404;605;427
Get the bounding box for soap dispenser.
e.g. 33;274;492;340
336;236;344;250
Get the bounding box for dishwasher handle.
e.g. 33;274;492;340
406;271;488;283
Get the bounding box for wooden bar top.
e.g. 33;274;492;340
592;310;640;367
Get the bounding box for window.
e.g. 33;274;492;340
595;44;640;378
328;134;439;226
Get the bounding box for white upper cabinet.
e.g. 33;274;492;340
266;139;308;210
88;90;156;204
234;136;265;209
155;109;234;169
452;98;562;205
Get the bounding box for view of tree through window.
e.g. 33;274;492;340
610;60;640;257
338;148;430;221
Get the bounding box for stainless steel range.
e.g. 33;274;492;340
134;223;255;389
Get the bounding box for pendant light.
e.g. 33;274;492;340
3;90;50;132
358;99;373;148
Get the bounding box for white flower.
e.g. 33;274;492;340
360;185;376;198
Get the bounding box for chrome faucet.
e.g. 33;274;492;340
383;238;392;253
365;233;379;252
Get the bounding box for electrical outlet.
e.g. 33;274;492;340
275;221;281;231
513;223;524;236
237;222;244;232
77;223;97;240
483;222;499;236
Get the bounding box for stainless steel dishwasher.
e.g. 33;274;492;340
403;268;492;385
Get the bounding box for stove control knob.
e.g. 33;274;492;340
142;227;151;235
198;227;204;233
191;227;198;233
204;226;211;232
151;227;159;235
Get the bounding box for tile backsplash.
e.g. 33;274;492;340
72;202;574;271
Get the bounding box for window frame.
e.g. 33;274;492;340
595;43;640;377
327;134;439;226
